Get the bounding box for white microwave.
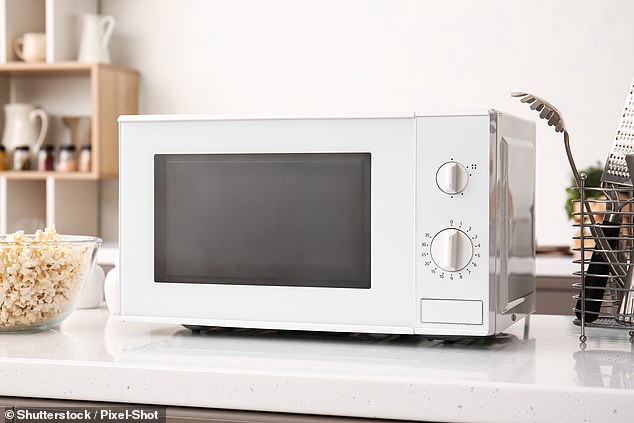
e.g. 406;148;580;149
118;110;536;337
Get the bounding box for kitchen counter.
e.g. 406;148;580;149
0;310;632;423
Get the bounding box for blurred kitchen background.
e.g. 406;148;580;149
104;0;634;248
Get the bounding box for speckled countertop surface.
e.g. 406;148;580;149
0;309;632;423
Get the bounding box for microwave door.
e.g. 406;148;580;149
153;153;372;289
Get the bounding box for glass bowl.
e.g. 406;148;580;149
0;234;101;332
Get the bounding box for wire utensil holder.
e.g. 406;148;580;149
573;175;634;343
510;89;634;344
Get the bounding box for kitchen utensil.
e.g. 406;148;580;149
624;153;634;187
78;13;115;63
617;153;634;324
575;212;625;323
1;103;49;154
13;33;46;63
601;77;634;187
578;79;634;320
617;250;634;324
512;92;624;322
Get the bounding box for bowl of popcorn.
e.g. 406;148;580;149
0;227;101;332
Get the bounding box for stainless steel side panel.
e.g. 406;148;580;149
490;110;536;333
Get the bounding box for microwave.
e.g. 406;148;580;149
118;110;536;337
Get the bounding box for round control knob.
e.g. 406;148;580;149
430;228;473;272
436;161;469;195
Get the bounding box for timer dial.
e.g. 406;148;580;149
436;161;469;195
430;228;474;272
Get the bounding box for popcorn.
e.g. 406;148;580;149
0;226;92;329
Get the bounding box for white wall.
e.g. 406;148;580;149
102;0;634;246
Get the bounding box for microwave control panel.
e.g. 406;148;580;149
415;113;492;335
419;158;486;280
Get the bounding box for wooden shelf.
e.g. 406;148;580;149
0;171;99;180
0;61;139;76
0;1;127;240
0;61;139;178
0;60;138;236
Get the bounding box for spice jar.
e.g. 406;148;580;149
57;145;77;172
13;145;30;170
79;144;91;172
0;145;8;170
37;144;55;171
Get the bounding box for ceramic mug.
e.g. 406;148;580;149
104;266;119;314
78;265;106;309
14;33;46;63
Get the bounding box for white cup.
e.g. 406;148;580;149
104;265;120;314
78;265;105;309
14;33;46;63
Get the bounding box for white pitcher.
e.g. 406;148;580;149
78;13;115;63
1;103;49;153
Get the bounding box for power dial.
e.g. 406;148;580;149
430;228;474;272
436;161;469;195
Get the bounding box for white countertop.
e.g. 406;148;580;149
0;310;632;422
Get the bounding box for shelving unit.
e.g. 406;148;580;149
0;62;139;237
0;62;138;178
0;1;137;241
0;0;99;63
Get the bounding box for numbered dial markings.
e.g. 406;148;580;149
421;221;482;280
430;228;472;271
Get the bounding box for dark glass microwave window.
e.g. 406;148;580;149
154;153;371;288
